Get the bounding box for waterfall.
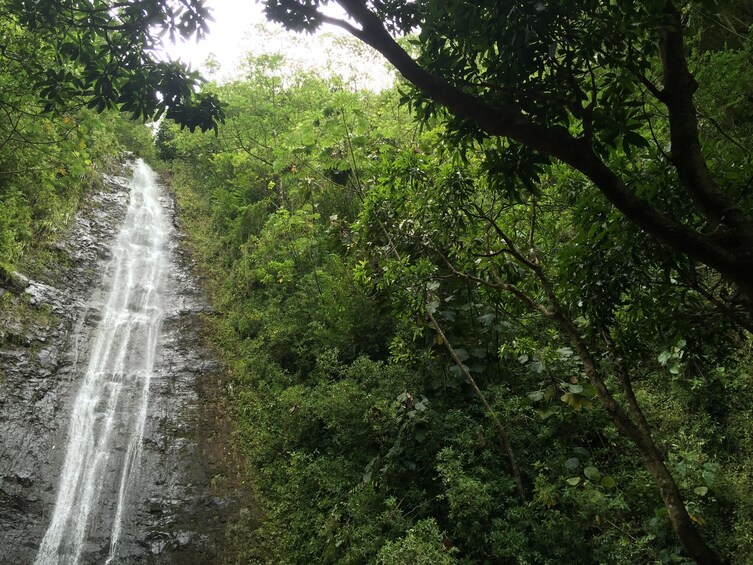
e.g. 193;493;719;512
35;160;167;564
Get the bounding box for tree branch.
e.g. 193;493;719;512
425;300;527;501
660;1;753;235
331;0;753;300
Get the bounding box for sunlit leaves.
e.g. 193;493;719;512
2;0;223;130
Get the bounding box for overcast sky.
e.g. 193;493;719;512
164;0;265;74
162;0;393;88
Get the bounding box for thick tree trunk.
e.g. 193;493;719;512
640;439;727;565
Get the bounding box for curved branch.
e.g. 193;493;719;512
332;0;753;299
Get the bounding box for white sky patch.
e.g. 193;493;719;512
162;0;394;90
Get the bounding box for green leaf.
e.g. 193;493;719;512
543;385;556;402
557;347;573;360
528;390;545;402
694;486;709;496
600;476;616;489
584;466;601;482
478;313;495;326
668;358;681;375
565;457;580;471
702;470;716;487
560;392;593;410
623;130;650;149
471;348;488;359
566;476;581;486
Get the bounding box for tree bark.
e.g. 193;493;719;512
659;1;753;234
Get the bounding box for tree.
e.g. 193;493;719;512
160;38;753;562
262;0;753;320
259;1;753;562
0;0;224;131
0;15;156;273
355;143;740;563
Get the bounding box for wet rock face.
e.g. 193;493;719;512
0;162;241;564
0;171;131;564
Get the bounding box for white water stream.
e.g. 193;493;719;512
35;160;168;564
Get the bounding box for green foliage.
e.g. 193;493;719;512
375;519;455;565
7;0;751;561
163;25;753;564
0;0;224;131
0;13;157;274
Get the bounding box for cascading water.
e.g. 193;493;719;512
35;160;168;564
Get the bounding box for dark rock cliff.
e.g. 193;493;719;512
0;161;245;564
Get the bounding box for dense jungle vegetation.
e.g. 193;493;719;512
4;0;753;562
156;4;753;562
0;20;155;280
0;0;218;279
